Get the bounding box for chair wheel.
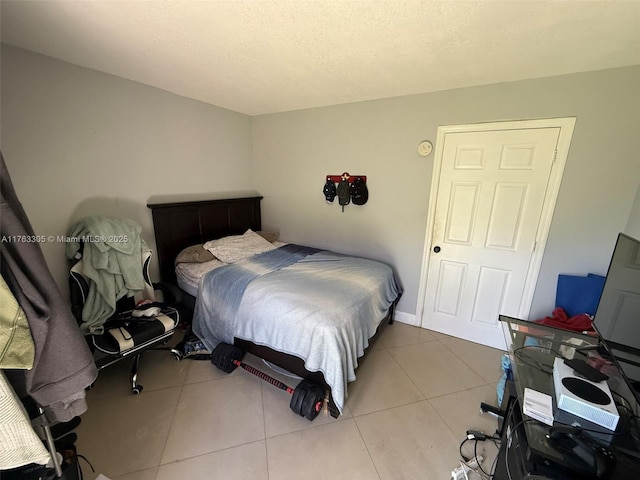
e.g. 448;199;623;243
132;385;143;394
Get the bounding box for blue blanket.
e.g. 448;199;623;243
193;244;400;414
193;244;320;349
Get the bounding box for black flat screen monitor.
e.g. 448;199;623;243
592;233;640;385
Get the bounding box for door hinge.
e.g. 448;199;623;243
532;240;537;252
552;149;557;162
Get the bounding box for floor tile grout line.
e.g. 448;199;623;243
154;440;270;476
87;384;186;478
438;339;486;380
424;390;505;475
259;379;272;480
380;339;435;402
264;436;271;480
347;363;427;416
351;397;431;420
149;369;495;474
424;395;468;461
152;382;186;477
98;323;504;479
153;376;338;469
351;416;384;480
439;338;506;384
350;396;475;478
262;413;349;441
384;337;469;402
383;338;500;407
153;375;267;469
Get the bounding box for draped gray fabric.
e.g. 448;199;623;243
0;152;98;422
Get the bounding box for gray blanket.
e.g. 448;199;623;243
193;244;400;414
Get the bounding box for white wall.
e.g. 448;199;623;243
2;45;639;327
1;46;254;293
626;184;640;239
251;66;640;321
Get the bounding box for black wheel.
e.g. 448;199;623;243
132;385;143;394
290;380;324;421
211;343;244;373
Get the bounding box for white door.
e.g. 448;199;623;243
418;119;575;350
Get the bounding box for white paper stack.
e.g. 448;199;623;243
523;388;554;426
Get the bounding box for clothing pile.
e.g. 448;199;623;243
1;152;98;475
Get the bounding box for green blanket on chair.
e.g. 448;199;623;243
66;216;149;334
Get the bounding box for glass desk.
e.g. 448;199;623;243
498;315;640;479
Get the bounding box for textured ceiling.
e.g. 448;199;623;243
2;0;639;116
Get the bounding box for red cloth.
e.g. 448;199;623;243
534;307;595;333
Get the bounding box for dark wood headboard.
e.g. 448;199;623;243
147;196;263;284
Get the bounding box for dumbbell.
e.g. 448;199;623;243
211;343;325;421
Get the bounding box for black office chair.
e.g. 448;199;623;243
69;241;182;394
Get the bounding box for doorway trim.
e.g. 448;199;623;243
416;117;576;331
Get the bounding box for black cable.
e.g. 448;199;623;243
501;396;539;480
457;405;510;479
505;418;538;480
513;344;563;356
512;351;639;437
487;449;500;480
512;346;557;374
503;397;518;480
506;346;640;476
552;418;630;437
459;437;471;463
610;388;640;442
459;430;502;479
611;388;639;416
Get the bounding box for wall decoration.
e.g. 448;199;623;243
322;172;368;212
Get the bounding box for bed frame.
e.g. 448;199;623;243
147;194;396;417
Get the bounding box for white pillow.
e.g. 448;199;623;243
203;229;276;264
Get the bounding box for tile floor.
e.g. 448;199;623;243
75;322;506;480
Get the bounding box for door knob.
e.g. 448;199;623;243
433;246;441;253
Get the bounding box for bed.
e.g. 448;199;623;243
147;194;401;417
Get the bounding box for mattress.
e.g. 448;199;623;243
175;259;224;297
